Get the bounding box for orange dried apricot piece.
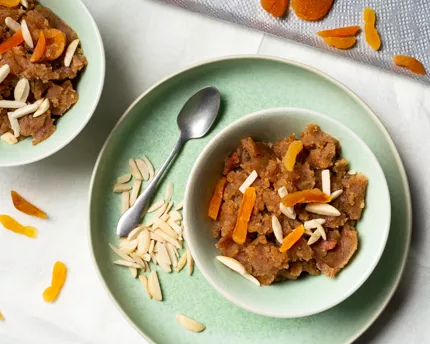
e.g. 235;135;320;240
11;190;47;219
0;29;24;55
0;214;38;238
208;177;227;220
282;140;303;172
282;189;332;207
317;26;360;38
43;29;66;61
30;31;46;63
0;0;20;7
280;225;304;253
0;312;3;320
393;55;426;75
291;0;334;21
261;0;288;18
43;261;67;303
322;37;357;49
363;8;381;51
232;187;256;245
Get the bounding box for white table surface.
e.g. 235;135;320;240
0;0;429;343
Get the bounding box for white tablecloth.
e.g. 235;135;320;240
0;0;429;343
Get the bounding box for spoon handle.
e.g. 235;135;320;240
116;135;186;237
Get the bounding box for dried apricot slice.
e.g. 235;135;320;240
11;191;47;218
43;261;67;302
0;0;20;7
30;31;46;63
283;140;303;172
0;29;24;55
0;312;3;320
317;26;360;38
43;29;66;61
280;225;304;253
291;0;334;21
393;55;426;75
208;177;227;220
281;189;332;207
0;214;38;238
322;37;357;49
232;187;256;245
261;0;288;18
363;8;381;51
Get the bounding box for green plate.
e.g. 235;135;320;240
89;56;411;344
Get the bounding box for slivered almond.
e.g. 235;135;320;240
8;99;43;119
117;173;132;184
113;183;132;193
322;169;331;195
127;225;145;241
148;271;162;301
304;219;326;230
113;260;141;268
121;191;129;214
153;218;178;239
243;273;260;286
156;243;171;266
166;243;178;267
1;132;17;145
277;186;288;198
119;238;138;254
143;253;151;262
176;314;206;333
136;159;149;180
216;256;246;275
186;248;194;275
0;64;10;84
139;275;151;298
109;243;134;263
20;0;29;8
8;114;20;137
14;78;29;102
129;159;143;180
272;215;283;244
239;170;258;193
33;98;50;118
347;170;357;175
137;229;151;255
175;253;187;272
144;260;151;272
148;239;155;253
165;182;174;201
21;20;33;48
129;267;138;278
160;213;169;222
150;231;166;243
175;201;183;211
0;100;26;108
307;230;321;245
64;39;79;67
163;202;173;216
158;261;172;273
153;202;168;219
331;189;343;200
168;220;183;237
5;17;20;32
315;222;326;240
305;203;341;216
130;253;146;268
148;200;164;213
169;210;182;221
154;229;182;249
280;203;296;220
130;179;142;206
150;252;157;265
143;156;155;180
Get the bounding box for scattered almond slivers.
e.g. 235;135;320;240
129;267;138;278
280;203;296;220
330;189;343;200
305;203;341;217
109;243;135;263
175;252;187;272
0;64;10;83
165;182;174;201
239;170;258;194
216;256;246;275
303;219;326;230
243;273;260;286
148;270;162;301
113;183;132;193
14;78;29;102
121;191;129;214
142;156;155;180
129;179;142;206
277;186;288;199
272;215;283;244
186;247;194;275
321;169;331;195
20;20;33;48
33;99;50;118
176;314;206;333
139;275;151;298
117;173;132;184
1;132;17;145
5;17;20;32
64;39;79;67
0;100;26;108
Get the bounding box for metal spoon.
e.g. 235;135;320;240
117;86;221;237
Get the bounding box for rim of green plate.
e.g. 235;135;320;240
88;55;412;344
1;0;106;167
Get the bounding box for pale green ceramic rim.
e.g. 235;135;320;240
88;55;411;344
0;0;105;167
184;107;391;318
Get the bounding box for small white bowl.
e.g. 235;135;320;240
184;107;391;318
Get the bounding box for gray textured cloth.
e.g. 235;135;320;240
154;0;430;83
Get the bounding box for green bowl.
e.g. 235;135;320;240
0;0;105;167
184;107;391;318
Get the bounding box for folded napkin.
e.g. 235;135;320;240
155;0;430;83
